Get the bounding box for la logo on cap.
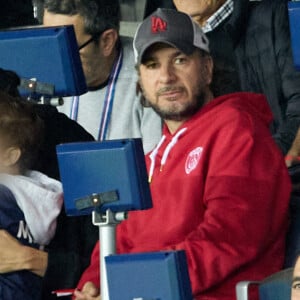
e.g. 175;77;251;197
151;16;167;33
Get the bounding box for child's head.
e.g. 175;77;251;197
0;91;43;175
0;68;21;97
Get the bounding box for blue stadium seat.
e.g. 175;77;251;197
236;268;293;300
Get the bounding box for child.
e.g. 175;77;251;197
0;91;63;299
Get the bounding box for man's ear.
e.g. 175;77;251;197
204;55;214;86
3;147;21;167
99;29;119;57
137;76;145;96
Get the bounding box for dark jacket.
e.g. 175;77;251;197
33;105;94;179
211;0;300;153
145;0;300;154
32;106;98;300
0;0;38;29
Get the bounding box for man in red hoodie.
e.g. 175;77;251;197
74;8;291;300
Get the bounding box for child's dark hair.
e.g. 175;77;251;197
0;91;44;172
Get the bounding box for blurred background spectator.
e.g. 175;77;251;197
0;0;38;28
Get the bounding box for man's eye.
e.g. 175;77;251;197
293;283;300;290
145;62;159;69
174;57;187;65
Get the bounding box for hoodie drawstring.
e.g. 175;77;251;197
149;135;166;183
148;128;187;183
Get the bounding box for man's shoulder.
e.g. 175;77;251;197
248;0;287;26
120;36;135;69
120;36;133;47
200;92;272;132
111;36;138;90
120;36;134;55
249;0;287;10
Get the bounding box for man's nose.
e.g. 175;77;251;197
159;64;176;84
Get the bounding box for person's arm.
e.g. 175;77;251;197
172;115;290;293
153;115;290;293
0;230;48;277
76;241;101;292
23;246;48;277
272;1;300;153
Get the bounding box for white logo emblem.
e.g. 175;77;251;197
185;147;203;175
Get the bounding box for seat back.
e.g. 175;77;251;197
236;269;293;300
105;251;193;300
258;268;293;300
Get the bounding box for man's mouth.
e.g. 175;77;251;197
157;87;185;100
160;90;182;98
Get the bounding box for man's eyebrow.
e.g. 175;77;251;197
293;276;300;283
142;50;186;63
171;51;185;58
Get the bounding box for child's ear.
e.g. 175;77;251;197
3;147;21;167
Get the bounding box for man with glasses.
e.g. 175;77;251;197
43;0;162;153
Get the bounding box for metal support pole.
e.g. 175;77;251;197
93;210;127;300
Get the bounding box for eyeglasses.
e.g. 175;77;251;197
78;35;98;51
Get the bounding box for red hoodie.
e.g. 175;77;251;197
77;92;291;300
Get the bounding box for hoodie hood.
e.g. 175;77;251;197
212;92;274;126
163;92;273;139
0;171;63;245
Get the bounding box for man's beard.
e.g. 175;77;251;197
149;86;206;121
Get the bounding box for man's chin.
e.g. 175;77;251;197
152;106;195;121
157;100;188;111
149;92;206;120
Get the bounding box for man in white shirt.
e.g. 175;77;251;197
43;0;162;153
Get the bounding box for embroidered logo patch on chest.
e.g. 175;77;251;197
185;147;203;175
